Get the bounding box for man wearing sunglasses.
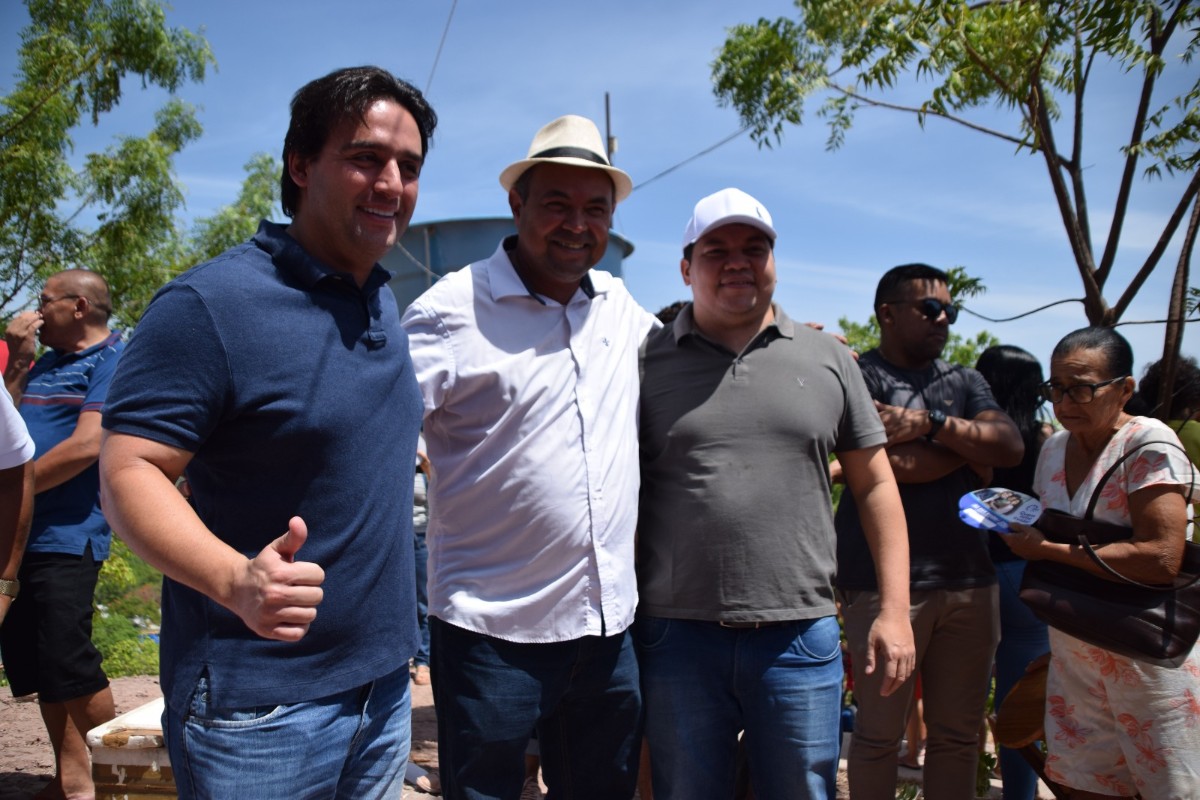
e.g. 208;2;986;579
2;269;122;799
835;263;1024;800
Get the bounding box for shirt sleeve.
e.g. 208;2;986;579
400;299;453;415
962;367;1003;419
102;284;232;452
80;339;122;413
0;383;35;469
837;346;887;453
1123;421;1200;501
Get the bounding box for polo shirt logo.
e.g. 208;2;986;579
796;378;805;387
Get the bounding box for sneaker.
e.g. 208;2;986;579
413;665;431;686
519;775;543;800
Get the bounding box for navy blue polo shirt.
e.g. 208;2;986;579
103;221;421;713
21;331;123;558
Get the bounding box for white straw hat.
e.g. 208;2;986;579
499;115;633;203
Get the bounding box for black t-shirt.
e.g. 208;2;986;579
835;350;1001;590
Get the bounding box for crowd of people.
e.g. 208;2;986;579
1;64;1198;800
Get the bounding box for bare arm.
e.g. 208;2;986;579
876;404;1022;482
31;409;102;493
1005;484;1187;584
100;431;326;641
840;444;916;696
0;460;34;625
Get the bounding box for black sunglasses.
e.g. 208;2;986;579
884;298;958;324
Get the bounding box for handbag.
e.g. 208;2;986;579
1019;439;1200;667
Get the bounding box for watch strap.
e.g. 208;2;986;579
0;578;19;598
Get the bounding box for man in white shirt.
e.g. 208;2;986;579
402;115;657;800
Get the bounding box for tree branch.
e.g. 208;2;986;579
1095;5;1179;287
1069;31;1094;256
1029;79;1106;322
832;86;1062;162
1111;169;1200;321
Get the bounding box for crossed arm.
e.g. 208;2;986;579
874;405;1024;484
99;431;325;641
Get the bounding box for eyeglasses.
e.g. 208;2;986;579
37;294;80;309
1039;376;1128;404
884;298;958;324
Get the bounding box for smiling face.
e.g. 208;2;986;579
682;223;776;331
285;98;424;283
879;278;951;369
508;163;614;304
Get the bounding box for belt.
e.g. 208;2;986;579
717;620;794;629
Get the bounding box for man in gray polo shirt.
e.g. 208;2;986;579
636;188;915;800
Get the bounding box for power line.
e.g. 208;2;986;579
959;298;1083;322
632;126;751;193
425;0;458;96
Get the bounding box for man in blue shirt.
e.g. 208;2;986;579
100;67;437;800
3;268;123;800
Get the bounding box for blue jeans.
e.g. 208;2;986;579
164;663;411;800
993;560;1049;800
635;615;843;800
430;617;642;800
414;527;431;667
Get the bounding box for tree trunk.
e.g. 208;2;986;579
1156;192;1200;422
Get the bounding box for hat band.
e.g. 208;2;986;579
530;146;610;167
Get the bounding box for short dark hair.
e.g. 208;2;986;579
1138;355;1200;419
874;263;949;313
281;66;438;218
1051;326;1133;379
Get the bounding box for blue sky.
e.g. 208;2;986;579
2;0;1194;378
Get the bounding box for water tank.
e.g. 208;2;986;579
383;217;635;311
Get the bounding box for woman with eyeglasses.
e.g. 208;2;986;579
974;345;1052;800
1001;327;1199;798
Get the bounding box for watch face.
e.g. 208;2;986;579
930;409;946;423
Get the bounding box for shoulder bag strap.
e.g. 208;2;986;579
1076;438;1198;591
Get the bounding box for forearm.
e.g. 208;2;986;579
33;436;99;493
930;414;1023;468
887;440;967;483
3;369;26;406
1023;537;1181;584
0;461;34;579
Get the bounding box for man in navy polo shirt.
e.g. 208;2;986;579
2;268;122;799
99;67;437;799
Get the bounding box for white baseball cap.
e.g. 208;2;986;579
681;188;776;251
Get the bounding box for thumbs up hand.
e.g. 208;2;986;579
230;516;326;641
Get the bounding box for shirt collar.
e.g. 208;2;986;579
252;220;394;294
670;302;793;345
490;236;602;305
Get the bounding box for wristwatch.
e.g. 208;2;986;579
0;578;18;599
926;409;947;441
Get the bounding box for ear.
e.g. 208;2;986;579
876;304;893;327
508;188;523;222
287;150;312;191
680;257;691;286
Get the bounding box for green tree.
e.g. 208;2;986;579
713;0;1199;415
0;0;214;324
189;153;282;262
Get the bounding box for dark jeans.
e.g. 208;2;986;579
430;617;642;800
414;528;430;667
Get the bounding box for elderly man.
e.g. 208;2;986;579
100;66;437;799
402;115;658;800
835;263;1023;800
636;188;914;800
3;269;122;799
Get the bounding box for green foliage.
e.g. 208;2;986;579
712;0;1200;331
189;153;282;262
977;750;998;798
102;634;160;678
0;0;214;324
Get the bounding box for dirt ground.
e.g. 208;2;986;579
0;675;440;800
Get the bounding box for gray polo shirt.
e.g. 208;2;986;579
637;305;885;622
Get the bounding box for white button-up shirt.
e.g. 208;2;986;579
402;240;659;643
